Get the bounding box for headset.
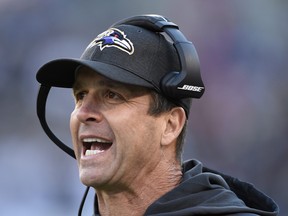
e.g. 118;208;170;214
36;14;205;215
114;14;205;99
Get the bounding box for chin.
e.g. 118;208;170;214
79;170;108;188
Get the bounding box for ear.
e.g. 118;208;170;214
161;107;186;146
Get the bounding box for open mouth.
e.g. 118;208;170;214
82;138;113;156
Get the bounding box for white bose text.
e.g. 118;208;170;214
177;85;204;92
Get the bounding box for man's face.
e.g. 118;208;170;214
70;67;166;189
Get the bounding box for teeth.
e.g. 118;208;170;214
85;149;104;156
83;138;110;143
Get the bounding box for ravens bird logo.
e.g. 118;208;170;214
87;28;134;55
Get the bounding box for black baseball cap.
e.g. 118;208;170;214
36;21;192;116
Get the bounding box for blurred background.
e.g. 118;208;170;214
0;0;287;215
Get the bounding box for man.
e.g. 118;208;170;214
36;15;279;215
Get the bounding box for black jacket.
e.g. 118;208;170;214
94;159;279;215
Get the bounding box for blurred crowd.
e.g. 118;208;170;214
0;0;287;215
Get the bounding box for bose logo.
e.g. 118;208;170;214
177;85;204;92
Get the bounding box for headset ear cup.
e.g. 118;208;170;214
160;71;180;97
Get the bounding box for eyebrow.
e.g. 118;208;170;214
73;68;151;97
98;79;123;89
73;76;129;94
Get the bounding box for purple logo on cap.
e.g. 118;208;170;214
86;28;134;55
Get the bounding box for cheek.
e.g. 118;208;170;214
111;112;163;157
70;111;79;154
70;110;76;136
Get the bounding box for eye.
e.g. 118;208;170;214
107;91;118;99
104;90;125;102
74;91;87;102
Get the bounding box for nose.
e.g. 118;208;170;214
75;95;103;124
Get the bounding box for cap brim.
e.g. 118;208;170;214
36;58;154;88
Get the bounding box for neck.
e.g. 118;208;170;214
95;160;182;216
